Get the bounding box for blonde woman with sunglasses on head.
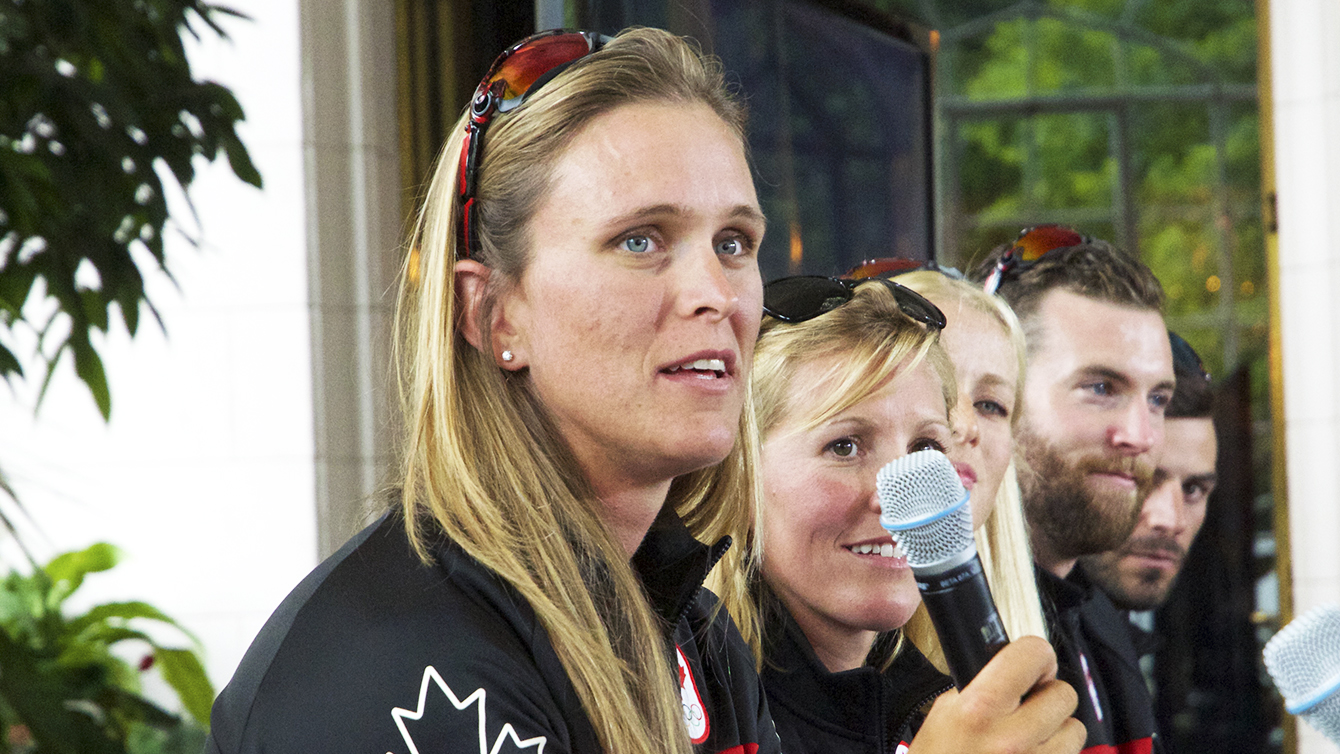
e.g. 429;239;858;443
718;275;1082;754
207;28;778;754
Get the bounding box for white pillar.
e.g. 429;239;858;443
1271;0;1340;751
300;0;404;558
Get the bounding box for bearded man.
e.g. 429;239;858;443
975;228;1174;754
1080;331;1216;612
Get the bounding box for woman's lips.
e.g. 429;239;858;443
657;349;737;377
953;462;977;490
844;540;910;569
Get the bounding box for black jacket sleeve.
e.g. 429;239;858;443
205;514;599;753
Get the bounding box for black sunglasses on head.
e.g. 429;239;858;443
762;275;947;329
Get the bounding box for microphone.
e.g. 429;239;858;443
877;448;1008;688
1264;603;1340;745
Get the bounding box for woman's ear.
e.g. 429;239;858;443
454;259;492;352
455;259;525;368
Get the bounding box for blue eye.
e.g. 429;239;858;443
1085;381;1112;397
716;237;743;256
975;399;1009;419
1149;392;1171;410
622;236;652;253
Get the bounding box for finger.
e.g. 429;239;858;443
1016;678;1079;726
1033;717;1087;754
996;678;1080;748
959;635;1059;715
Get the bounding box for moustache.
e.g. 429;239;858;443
1075;455;1156;490
1120;533;1184;563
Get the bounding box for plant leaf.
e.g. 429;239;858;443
153;648;214;730
0;342;22;380
221;134;262;188
61;625;155;655
0;464;41;569
71;339;112;420
67;600;201;646
45;543;122;605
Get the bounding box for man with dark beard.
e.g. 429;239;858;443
975;227;1174;754
1080;332;1216;612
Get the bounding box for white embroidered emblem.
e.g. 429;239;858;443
388;665;547;754
676;645;710;743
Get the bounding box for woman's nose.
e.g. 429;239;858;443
953;400;981;448
674;242;739;321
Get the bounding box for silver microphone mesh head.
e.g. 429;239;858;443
1264;603;1340;745
876;449;972;568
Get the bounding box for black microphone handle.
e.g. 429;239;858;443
914;553;1010;689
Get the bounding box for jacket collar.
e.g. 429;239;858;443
630;504;731;627
1068;567;1147;672
762;604;950;740
1037;564;1090;611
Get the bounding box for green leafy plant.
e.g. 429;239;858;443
0;0;262;419
0;542;213;754
0;3;256;748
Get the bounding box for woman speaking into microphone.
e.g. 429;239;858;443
207;28;775;754
721;274;1084;754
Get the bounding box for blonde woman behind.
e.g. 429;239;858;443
893;268;1048;672
728;275;1083;754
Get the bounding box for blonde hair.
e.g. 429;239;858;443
394;28;758;754
715;280;955;664
895;271;1048;669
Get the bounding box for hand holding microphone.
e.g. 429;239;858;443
880;449;1084;753
877;448;1008;688
911;636;1085;754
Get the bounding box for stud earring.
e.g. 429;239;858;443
501;350;514;363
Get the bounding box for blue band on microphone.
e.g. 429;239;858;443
1286;671;1340;715
882;490;970;531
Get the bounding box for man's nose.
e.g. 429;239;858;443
1110;399;1158;455
1140;477;1185;535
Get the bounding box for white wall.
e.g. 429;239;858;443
0;0;315;707
1270;0;1340;751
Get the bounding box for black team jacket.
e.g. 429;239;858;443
760;605;953;754
1038;566;1164;754
205;507;780;754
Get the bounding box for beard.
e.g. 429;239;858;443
1018;434;1155;562
1080;532;1185;610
